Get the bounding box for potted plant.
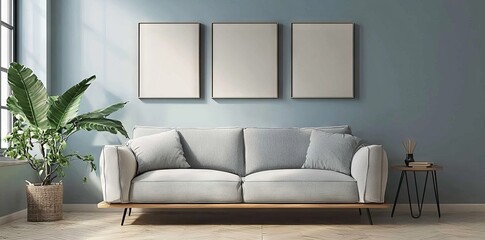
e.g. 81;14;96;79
3;63;128;222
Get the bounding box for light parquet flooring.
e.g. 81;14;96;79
1;209;485;240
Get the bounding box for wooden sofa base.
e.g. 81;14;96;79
98;201;388;226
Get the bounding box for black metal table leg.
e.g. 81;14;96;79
366;208;373;225
391;171;405;217
406;171;429;218
358;208;362;216
404;172;419;218
393;170;433;219
419;171;429;214
121;208;128;226
128;208;132;216
432;170;441;218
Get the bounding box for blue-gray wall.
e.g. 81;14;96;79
45;0;485;204
0;164;36;217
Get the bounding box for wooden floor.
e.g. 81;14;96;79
1;208;485;239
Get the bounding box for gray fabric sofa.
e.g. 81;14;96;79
100;126;388;205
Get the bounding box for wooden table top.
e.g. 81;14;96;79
392;165;442;171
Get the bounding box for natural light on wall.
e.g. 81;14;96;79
0;0;15;150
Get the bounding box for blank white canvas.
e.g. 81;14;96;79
292;23;354;98
139;23;199;98
212;23;278;98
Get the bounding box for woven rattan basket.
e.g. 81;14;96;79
26;183;63;222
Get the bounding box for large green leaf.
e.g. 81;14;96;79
72;118;128;138
7;63;49;128
48;76;95;129
48;96;59;105
69;102;127;123
6;96;27;120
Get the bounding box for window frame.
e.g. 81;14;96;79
0;0;17;154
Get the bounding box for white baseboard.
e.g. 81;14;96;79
0;209;26;225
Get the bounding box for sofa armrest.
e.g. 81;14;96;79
100;145;137;203
351;145;388;203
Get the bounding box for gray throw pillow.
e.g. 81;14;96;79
302;130;362;175
127;130;190;174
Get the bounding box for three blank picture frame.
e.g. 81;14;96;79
292;23;354;98
138;23;200;99
212;23;278;99
138;22;354;99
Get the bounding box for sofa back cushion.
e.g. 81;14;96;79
302;130;362;175
244;126;351;175
133;126;245;176
128;130;190;174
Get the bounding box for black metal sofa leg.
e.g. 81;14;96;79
121;208;128;226
366;208;373;225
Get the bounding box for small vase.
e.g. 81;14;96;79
404;154;415;167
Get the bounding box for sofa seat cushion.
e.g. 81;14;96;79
243;169;358;203
130;169;242;203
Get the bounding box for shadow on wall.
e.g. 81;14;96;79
62;89;131;203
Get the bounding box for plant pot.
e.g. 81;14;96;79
26;183;63;222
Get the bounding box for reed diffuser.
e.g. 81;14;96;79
403;139;416;166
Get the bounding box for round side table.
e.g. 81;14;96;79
390;164;442;218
